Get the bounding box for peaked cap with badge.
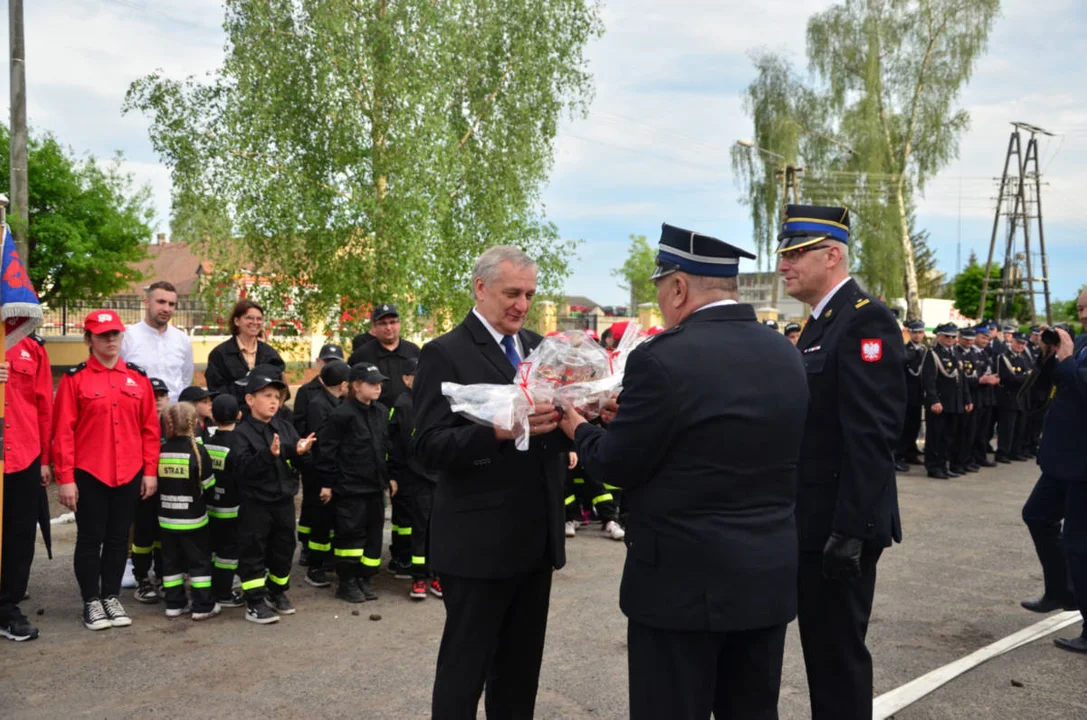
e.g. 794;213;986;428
649;223;756;280
776;204;851;253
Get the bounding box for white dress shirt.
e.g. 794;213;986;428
472;307;524;359
121;320;194;402
693;298;739;314
811;277;853;320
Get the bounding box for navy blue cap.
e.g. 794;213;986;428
649;223;755;280
212;394;240;423
149;377;169;395
960;328;977;339
776;205;850;253
784;322;801;333
1001;323;1017;333
318;343;345;361
1029;325;1041;334
906;320;926;332
320;360;350;386
1012;332;1028;342
974;325;991;335
763;319;779;330
936;323;959;336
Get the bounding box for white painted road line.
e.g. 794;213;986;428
873;610;1083;720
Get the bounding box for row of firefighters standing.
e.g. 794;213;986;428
899;322;1054;480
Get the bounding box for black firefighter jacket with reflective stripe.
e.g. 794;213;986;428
157;437;215;531
314;397;388;496
795;279;905;552
574;303;809;633
388;388;440;485
233;415;302;504
203;430;240;520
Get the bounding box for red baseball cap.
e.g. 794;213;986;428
84;309;125;335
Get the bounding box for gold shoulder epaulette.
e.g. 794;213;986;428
854;298;870;310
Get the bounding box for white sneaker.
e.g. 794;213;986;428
165;603;192;618
603;521;625;541
192;603;222;621
121;559;137;589
564;521;577;538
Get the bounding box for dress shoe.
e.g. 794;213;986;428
894;461;909;473
947;470;963;478
977;459;997;468
905;455;923;465
995;455;1012;464
927;470;950;480
1021;596;1077;613
1054;636;1087;654
966;463;980;473
949;466;967;475
1012;455;1032;462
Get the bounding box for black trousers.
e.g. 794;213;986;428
952;409;977;470
160;527;215;612
432;567;553;720
627;620;786;720
0;460;40;620
390;489;412;565
1022;473;1075;603
1024;408;1045;454
209;516;239;601
333;493;385;580
408;481;435;580
971;405;994;463
797;546;884;720
996;408;1023;458
131;492;162;582
1063;481;1087;632
899;403;923;461
237;498;295;602
297;472;319;545
924;409;959;472
564;470;618;524
74;471;141;602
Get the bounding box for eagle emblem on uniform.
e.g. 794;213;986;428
861;338;882;363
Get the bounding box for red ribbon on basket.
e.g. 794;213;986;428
608;349;619;375
517;362;535;409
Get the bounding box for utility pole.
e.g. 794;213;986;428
978;122;1053;324
9;0;29;267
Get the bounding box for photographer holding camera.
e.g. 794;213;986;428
1019;288;1087;654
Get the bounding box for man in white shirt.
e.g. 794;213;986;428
120;281;194;402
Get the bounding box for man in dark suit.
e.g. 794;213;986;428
558;223;809;719
413;246;567;719
899;320;928;466
777;205;905;720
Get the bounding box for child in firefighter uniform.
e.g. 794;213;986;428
317;363;391;604
132;377;170;604
234;371;316;624
203;394;246;608
387;358;443;600
157;402;219;620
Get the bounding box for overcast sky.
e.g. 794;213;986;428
6;0;1086;308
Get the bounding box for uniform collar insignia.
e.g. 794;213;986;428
802;345;822;354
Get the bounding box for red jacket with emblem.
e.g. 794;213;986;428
52;355;160;486
5;335;53;473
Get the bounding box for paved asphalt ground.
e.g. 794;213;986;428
3;459;1085;719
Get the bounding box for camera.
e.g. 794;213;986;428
1041;323;1072;347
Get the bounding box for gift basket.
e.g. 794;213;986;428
442;324;650;450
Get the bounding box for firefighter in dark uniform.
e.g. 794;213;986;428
1022;326;1050;458
775;205;905;720
970;326;999;468
899;320;927;467
952;328;980;474
922;324;971;479
996;333;1032;462
560;222;809;719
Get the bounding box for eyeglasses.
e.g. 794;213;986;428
779;244;831;263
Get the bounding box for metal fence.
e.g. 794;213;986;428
39;297;217;336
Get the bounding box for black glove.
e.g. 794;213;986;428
822;532;864;581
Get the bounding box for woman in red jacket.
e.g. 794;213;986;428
53;310;160;631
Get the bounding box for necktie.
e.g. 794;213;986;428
501;335;521;369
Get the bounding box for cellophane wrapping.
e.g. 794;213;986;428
441;324;649;451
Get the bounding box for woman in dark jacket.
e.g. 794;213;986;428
205;300;285;402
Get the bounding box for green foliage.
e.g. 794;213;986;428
735;0;1000;318
125;0;602;335
0;125;152;304
610;234;656;307
953;259;1025;321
